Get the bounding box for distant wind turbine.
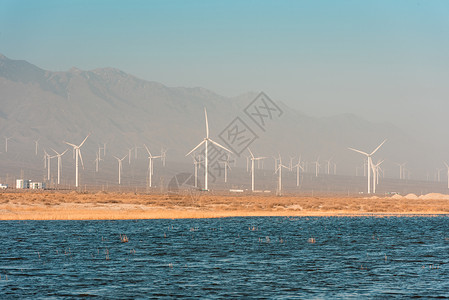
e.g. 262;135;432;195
4;136;12;153
64;134;90;188
144;144;162;188
192;154;204;188
444;162;449;188
113;154;127;185
348;139;387;194
219;154;232;183
275;155;289;196
371;159;384;194
293;156;304;187
185;108;232;191
35;139;40;156
248;148;266;192
51;148;68;185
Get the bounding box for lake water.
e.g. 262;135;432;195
0;217;448;298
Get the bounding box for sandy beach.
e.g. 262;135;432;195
0;191;448;220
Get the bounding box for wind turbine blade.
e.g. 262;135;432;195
113;156;120;161
122;154;128;161
144;144;152;156
348;147;369;156
185;140;206;157
247;148;254;158
64;141;77;148
50;148;59;155
370;139;387;156
209;139;233;154
78;134;90;148
204;107;209;139
79;150;85;169
61;149;69;156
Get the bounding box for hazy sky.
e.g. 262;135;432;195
1;0;449;141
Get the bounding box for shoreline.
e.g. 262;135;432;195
1;191;449;220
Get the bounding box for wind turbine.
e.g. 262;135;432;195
35;139;40;156
275;155;289;196
64;134;90;188
293;156;304;187
444;162;449;188
185;108;233;191
192;154;204;188
113;154;127;185
248;148;266;192
161;147;167;167
396;162;407;180
219;154;232;183
144;144;162;188
94;153;100;173
51;148;68;185
313;157;320;177
325;157;333;175
4;136;12;153
371;159;384;194
348;139;387;194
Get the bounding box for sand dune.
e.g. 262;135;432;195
0;191;448;220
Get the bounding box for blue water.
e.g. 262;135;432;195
0;217;448;298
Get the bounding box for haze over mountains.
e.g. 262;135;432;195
0;54;441;185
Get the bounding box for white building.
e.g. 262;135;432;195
30;182;45;189
16;179;31;189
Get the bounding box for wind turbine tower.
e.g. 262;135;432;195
64;134;90;188
51;148;68;185
113;154;127;185
248;148;266;192
348;139;386;194
186;108;232;191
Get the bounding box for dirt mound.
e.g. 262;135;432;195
404;193;419;200
391;194;403;199
419;193;449;200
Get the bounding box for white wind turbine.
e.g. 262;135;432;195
161;147;167;167
348;139;387;194
185;108;232;191
94;153;100;173
293;156;304;187
113;154;127;185
248;148;266;192
64;134;90;188
371;159;384;194
192;154;204;188
325;157;333;175
144;144;162;188
275;155;289;196
396;162;407;180
313;157;320;177
43;150;51;181
4;136;12;153
51;148;68;185
35;139;40;156
219;154;232;183
444;162;449;188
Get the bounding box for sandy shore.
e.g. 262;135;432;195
0;191;449;220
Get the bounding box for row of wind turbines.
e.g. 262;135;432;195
3;107;449;194
185;108;387;195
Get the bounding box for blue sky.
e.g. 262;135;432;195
1;0;449;139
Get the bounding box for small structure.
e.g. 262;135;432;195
16;179;31;189
30;182;46;190
0;183;7;189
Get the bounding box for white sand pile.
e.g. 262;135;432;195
419;193;449;200
404;193;419;200
390;194;403;199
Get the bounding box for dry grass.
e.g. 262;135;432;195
0;191;448;220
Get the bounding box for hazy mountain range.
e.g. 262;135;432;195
0;53;439;183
